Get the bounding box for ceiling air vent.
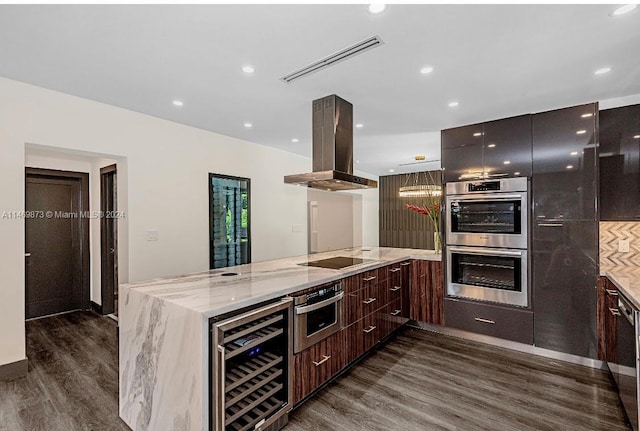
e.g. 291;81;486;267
280;35;384;84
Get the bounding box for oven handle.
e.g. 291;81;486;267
448;193;524;202
447;246;524;258
295;292;344;315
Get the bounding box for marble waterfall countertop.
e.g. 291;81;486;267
601;265;640;310
123;247;441;319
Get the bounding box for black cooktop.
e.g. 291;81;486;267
300;256;375;270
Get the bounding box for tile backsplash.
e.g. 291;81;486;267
600;221;640;267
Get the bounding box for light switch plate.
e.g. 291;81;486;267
146;230;159;241
618;239;630;253
292;224;303;233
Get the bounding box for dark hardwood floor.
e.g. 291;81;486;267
288;328;631;431
0;312;130;431
0;313;631;431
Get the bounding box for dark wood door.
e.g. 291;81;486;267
25;170;89;319
100;165;118;316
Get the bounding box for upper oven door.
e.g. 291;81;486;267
446;191;528;249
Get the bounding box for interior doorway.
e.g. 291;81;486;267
100;164;118;316
25;168;90;319
209;173;251;269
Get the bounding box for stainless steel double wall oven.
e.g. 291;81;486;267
445;177;530;308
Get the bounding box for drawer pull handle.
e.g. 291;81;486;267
312;355;331;367
390;310;401;316
390;286;401;292
363;276;377;281
400;262;411;266
606;289;618;297
474;317;495;324
363;325;377;334
389;268;401;273
363;297;377;305
610;307;621;316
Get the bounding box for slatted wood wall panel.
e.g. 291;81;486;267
379;171;442;249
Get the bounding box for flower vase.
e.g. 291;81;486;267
433;231;441;254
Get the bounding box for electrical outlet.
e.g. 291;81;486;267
292;224;303;233
146;230;159;241
618;239;630;253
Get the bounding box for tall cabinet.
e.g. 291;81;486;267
531;103;599;359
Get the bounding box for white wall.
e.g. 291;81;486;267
0;77;378;367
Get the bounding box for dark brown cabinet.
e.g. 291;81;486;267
532;103;598;359
444;298;534;344
442;124;483;182
292;329;345;404
597;276;618;362
293;262;411;404
599;104;640;220
441;115;532;182
409;260;444;325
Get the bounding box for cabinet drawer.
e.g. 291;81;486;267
376;299;404;340
444;298;533;345
344;270;378;293
292;330;344;404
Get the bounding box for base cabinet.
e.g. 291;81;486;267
410;260;444;325
597;276;618;362
444;298;534;345
292;330;345;404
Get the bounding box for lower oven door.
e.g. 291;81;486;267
614;295;639;431
294;292;343;353
447;246;528;308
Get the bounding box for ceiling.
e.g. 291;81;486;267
0;4;639;177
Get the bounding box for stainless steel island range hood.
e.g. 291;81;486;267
284;95;377;191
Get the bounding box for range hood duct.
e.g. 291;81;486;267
284;95;377;191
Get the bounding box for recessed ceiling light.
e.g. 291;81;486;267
172;100;184;107
244;122;253;128
356;160;360;164
355;123;364;128
570;151;579;156
420;66;434;75
634;135;640;139
368;4;386;14
594;67;612;75
448;101;459;108
567;165;574;169
291;138;299;143
487;144;496;148
242;65;255;74
514;172;521;176
576;130;587;135
473;132;482;137
503;160;511;165
388;168;394;173
581;113;593;118
611;4;637;16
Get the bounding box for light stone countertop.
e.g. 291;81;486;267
601;265;640;310
123;246;441;318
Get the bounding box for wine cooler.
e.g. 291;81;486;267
211;299;293;431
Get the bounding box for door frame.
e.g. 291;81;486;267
100;164;118;315
25;167;91;314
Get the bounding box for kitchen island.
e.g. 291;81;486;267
118;247;440;431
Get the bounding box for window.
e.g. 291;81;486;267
209;174;250;269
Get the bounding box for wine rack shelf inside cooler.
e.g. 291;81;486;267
212;300;292;431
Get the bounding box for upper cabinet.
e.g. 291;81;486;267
532;103;598;221
600;104;640;221
441;124;483;183
483;115;532;179
441;115;532;183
